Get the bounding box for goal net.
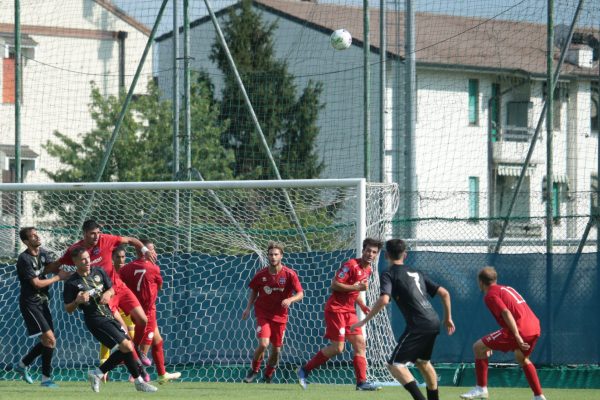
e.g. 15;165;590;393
0;179;399;384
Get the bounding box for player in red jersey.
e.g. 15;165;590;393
48;219;155;368
241;242;303;384
461;266;545;400
119;240;181;384
297;238;383;391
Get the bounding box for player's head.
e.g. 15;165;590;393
82;219;101;247
478;266;498;291
19;227;41;249
71;246;91;273
385;239;407;262
112;245;127;272
139;238;155;259
360;238;383;265
267;241;284;267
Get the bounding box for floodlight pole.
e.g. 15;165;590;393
173;0;181;252
545;0;554;364
363;0;371;181
203;0;311;251
379;0;386;183
404;0;417;240
183;0;192;252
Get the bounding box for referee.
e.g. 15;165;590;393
63;246;157;393
351;239;455;400
15;227;70;388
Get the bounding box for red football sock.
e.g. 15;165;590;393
475;358;488;387
151;340;166;376
304;350;329;372
353;355;367;383
522;362;543;396
265;365;276;378
134;324;145;347
251;357;263;373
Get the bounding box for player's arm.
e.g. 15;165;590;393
281;290;303;308
120;236;157;263
355;296;370;314
500;308;530;351
331;278;367;293
436;286;456;335
351;294;389;331
241;289;259;320
65;291;90;314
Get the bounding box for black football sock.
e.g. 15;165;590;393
123;351;140;378
22;342;44;366
41;345;54;378
99;351;125;374
426;387;439;400
403;380;426;400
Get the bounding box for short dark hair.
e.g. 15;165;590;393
140;239;153;247
82;219;101;232
19;227;35;243
112;245;127;257
70;246;87;260
362;238;383;251
267;241;284;254
385;239;406;260
478;266;498;286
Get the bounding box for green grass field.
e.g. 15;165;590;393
0;381;598;400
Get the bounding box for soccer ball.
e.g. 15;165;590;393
330;29;352;50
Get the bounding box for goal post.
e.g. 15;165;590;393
0;179;398;384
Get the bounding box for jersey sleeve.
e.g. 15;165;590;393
291;270;302;293
485;293;507;315
63;280;77;304
154;266;163;288
333;263;353;284
380;271;392;296
423;275;440;298
103;234;123;248
58;249;74;266
248;272;262;291
40;249;56;266
16;255;37;282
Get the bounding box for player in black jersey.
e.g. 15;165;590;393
352;239;455;400
63;246;157;393
15;227;71;388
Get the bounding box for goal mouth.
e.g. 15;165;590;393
0;179;399;384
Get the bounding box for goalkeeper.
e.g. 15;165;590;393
119;240;181;384
63;247;157;393
241;242;303;383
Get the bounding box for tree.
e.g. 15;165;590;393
209;0;324;180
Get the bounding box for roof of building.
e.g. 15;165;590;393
0;145;39;159
156;0;599;78
92;0;151;36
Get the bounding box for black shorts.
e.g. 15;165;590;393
388;330;438;365
20;301;54;337
85;317;128;349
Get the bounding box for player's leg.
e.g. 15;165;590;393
16;302;49;384
39;327;58;387
152;327;181;384
346;311;378;390
118;287;150;366
461;337;495;399
245;318;270;383
515;336;544;399
386;330;425;400
263;321;285;383
412;333;440;400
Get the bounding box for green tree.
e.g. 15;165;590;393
210;0;324;180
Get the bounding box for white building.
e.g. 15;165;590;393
155;0;599;251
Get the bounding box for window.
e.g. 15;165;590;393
495;175;530;218
468;79;479;125
469;177;479;220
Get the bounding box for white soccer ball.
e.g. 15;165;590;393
330;29;352;50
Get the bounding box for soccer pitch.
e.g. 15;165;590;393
0;381;597;400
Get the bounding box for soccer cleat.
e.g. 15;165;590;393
460;386;489;399
533;396;547;400
263;375;272;384
243;369;259;383
297;367;308;390
40;380;59;388
158;371;181;384
356;381;382;391
88;371;102;393
135;380;158;392
14;364;33;385
139;352;152;367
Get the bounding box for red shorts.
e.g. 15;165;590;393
109;284;141;315
256;318;286;347
481;329;539;357
324;310;361;342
